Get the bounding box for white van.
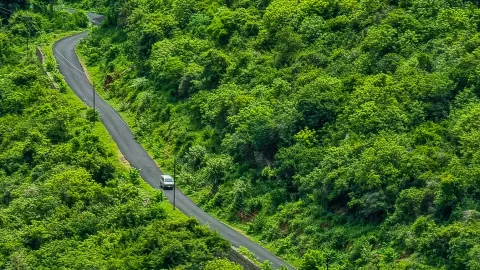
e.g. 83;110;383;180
160;175;174;189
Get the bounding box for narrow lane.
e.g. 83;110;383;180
53;27;294;269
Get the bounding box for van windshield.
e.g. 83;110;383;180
165;178;174;183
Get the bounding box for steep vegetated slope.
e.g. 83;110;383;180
77;0;480;268
0;4;234;269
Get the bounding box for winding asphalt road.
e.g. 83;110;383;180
53;14;294;270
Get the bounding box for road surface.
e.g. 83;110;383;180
53;13;294;270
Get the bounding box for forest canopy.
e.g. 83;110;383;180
74;0;480;268
0;5;233;269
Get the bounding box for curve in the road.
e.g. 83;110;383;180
53;18;294;270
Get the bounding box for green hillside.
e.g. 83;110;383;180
0;4;236;269
65;0;480;268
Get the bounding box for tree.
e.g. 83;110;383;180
205;259;243;270
263;0;299;34
203;155;232;191
300;249;337;270
296;75;343;129
37;0;55;16
0;31;11;62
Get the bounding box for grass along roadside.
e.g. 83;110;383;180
75;46;143;145
75;48;171;170
39;31;130;173
76;44;299;269
44;31;174;197
185;189;302;267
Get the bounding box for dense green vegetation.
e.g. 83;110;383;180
74;0;480;268
0;5;237;269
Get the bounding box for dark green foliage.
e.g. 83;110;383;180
76;0;480;268
0;62;230;268
0;9;230;269
85;107;99;122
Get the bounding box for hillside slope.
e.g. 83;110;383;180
76;0;480;268
55;30;293;269
0;6;234;269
